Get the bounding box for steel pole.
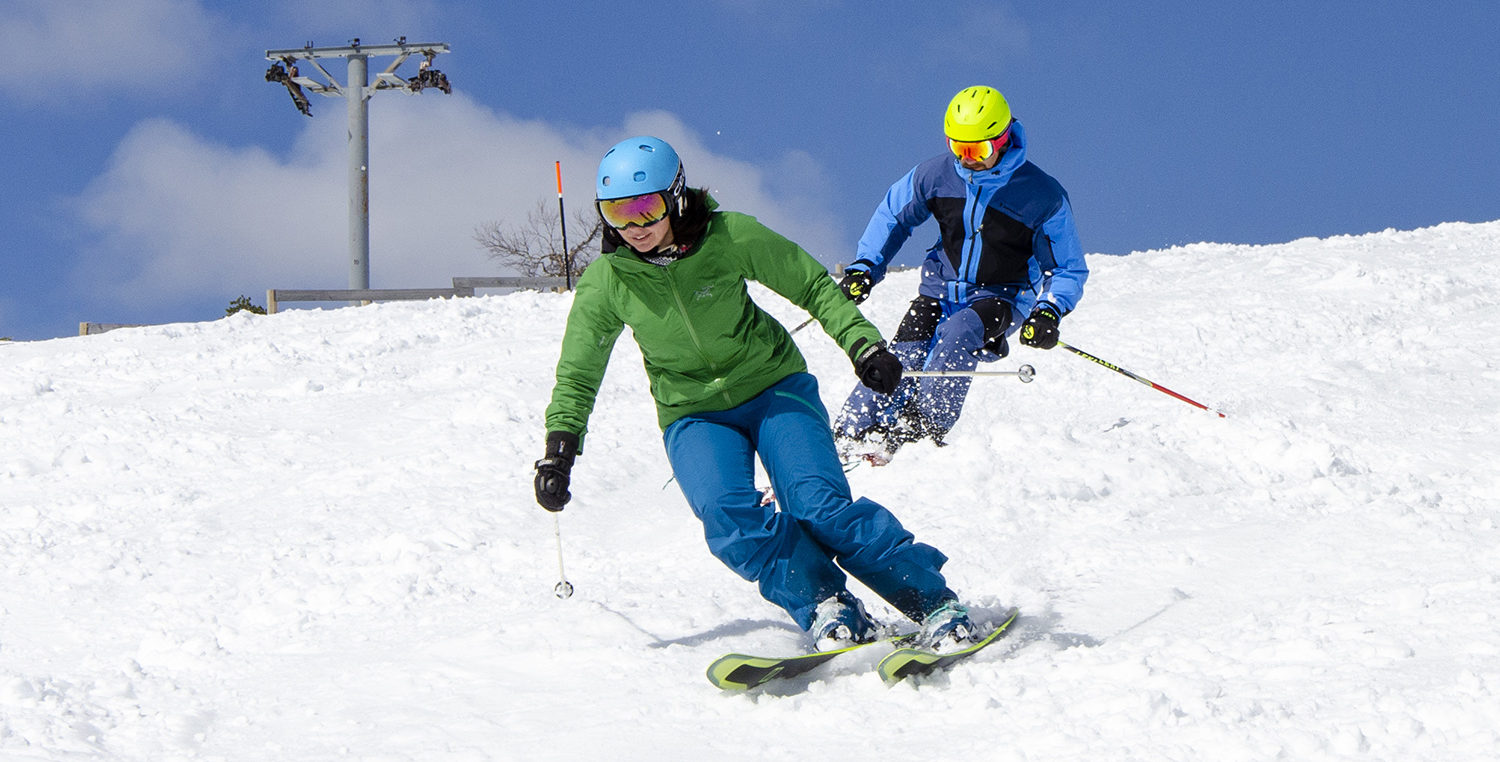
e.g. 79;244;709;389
906;365;1036;382
347;54;371;291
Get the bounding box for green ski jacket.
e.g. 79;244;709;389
544;202;883;445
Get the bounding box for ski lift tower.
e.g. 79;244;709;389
265;38;452;291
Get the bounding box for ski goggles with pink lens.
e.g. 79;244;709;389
597;192;670;229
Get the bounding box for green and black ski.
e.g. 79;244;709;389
876;606;1021;686
707;607;1022;690
706;631;915;691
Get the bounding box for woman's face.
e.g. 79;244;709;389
619;216;675;253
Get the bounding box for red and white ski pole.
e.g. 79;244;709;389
1056;340;1226;418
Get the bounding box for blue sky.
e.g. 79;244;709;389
2;0;1497;341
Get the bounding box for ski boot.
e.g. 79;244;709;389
919;600;978;653
835;422;917;467
809;592;877;651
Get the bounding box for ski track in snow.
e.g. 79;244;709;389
2;222;1498;760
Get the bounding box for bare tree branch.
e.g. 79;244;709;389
474;199;603;278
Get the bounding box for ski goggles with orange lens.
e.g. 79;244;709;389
948;127;1013;163
597;192;670;229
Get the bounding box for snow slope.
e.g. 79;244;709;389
2;221;1498;760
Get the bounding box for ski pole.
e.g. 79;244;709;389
1056;340;1226;418
905;364;1036;383
552;513;574;599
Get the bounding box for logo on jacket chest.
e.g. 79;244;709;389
692;285;713;302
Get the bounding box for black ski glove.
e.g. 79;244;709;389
1020;302;1061;350
852;340;903;395
533;431;579;512
839;269;874;304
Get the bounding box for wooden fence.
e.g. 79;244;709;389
79;323;148;336
86;267;890;330
265;276;571;314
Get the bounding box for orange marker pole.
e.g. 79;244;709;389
556;161;572;290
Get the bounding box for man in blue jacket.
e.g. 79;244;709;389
834;86;1088;463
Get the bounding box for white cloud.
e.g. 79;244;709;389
69;96;847;309
615;111;845;261
0;0;227;103
263;0;446;35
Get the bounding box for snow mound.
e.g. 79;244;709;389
2;221;1498;759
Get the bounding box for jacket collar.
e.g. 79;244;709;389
953;120;1029;186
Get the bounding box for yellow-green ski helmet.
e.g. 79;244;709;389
944;86;1012;142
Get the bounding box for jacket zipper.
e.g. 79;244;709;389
665;268;735;407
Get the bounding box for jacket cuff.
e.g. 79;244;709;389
545;430;580;462
847;337;887;366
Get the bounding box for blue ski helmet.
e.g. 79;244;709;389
596;136;685;201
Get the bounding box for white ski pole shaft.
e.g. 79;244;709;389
552;514;574;599
904;364;1036;383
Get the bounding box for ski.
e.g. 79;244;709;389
876;606;1021;686
707;631;916;691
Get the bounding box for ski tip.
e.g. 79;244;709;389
976;606;1021;642
876;606;1022;687
705;654;762;691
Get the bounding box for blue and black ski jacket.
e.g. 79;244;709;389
847;120;1087;315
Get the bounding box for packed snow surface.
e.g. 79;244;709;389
3;222;1498;760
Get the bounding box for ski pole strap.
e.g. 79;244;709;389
1056;341;1226;418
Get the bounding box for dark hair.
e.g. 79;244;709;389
671;188;712;249
601;187;713;255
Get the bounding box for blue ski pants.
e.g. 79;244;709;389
663;373;954;630
836;249;1023;440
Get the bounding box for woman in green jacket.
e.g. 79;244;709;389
533;136;976;651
